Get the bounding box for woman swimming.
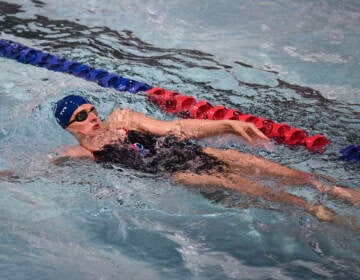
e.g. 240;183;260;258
48;94;360;223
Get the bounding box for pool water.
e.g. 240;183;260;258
0;1;359;279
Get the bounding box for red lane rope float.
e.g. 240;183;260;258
146;87;330;151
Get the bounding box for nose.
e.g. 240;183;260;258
88;111;99;123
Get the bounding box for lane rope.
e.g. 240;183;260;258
1;38;356;159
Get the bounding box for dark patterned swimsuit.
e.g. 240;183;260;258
93;130;223;174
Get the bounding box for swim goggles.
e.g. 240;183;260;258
67;107;97;126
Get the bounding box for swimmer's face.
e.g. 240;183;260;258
66;104;101;136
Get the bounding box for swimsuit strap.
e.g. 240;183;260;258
82;145;95;156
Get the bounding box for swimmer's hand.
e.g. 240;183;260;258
229;120;269;144
0;170;14;177
0;170;19;181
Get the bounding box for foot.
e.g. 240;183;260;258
309;205;337;222
312;180;360;207
328;186;360;207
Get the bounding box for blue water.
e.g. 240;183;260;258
0;0;359;279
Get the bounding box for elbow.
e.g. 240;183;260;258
167;120;191;139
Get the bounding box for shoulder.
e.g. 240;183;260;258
49;145;94;165
66;145;94;157
108;108;140;119
105;108;148;130
105;108;127;124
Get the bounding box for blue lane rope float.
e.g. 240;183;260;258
0;38;358;160
340;145;360;163
0;39;151;93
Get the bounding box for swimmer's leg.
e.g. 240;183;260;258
203;147;360;207
203;147;312;184
172;171;340;223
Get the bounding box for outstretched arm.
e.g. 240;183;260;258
105;108;268;144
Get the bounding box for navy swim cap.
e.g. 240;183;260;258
54;95;92;128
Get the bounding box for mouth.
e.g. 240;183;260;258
93;123;101;130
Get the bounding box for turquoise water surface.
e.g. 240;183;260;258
0;1;359;279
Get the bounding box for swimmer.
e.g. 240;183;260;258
2;95;359;224
52;95;360;223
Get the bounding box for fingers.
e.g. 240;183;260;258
251;125;269;141
239;130;253;143
233;122;269;144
